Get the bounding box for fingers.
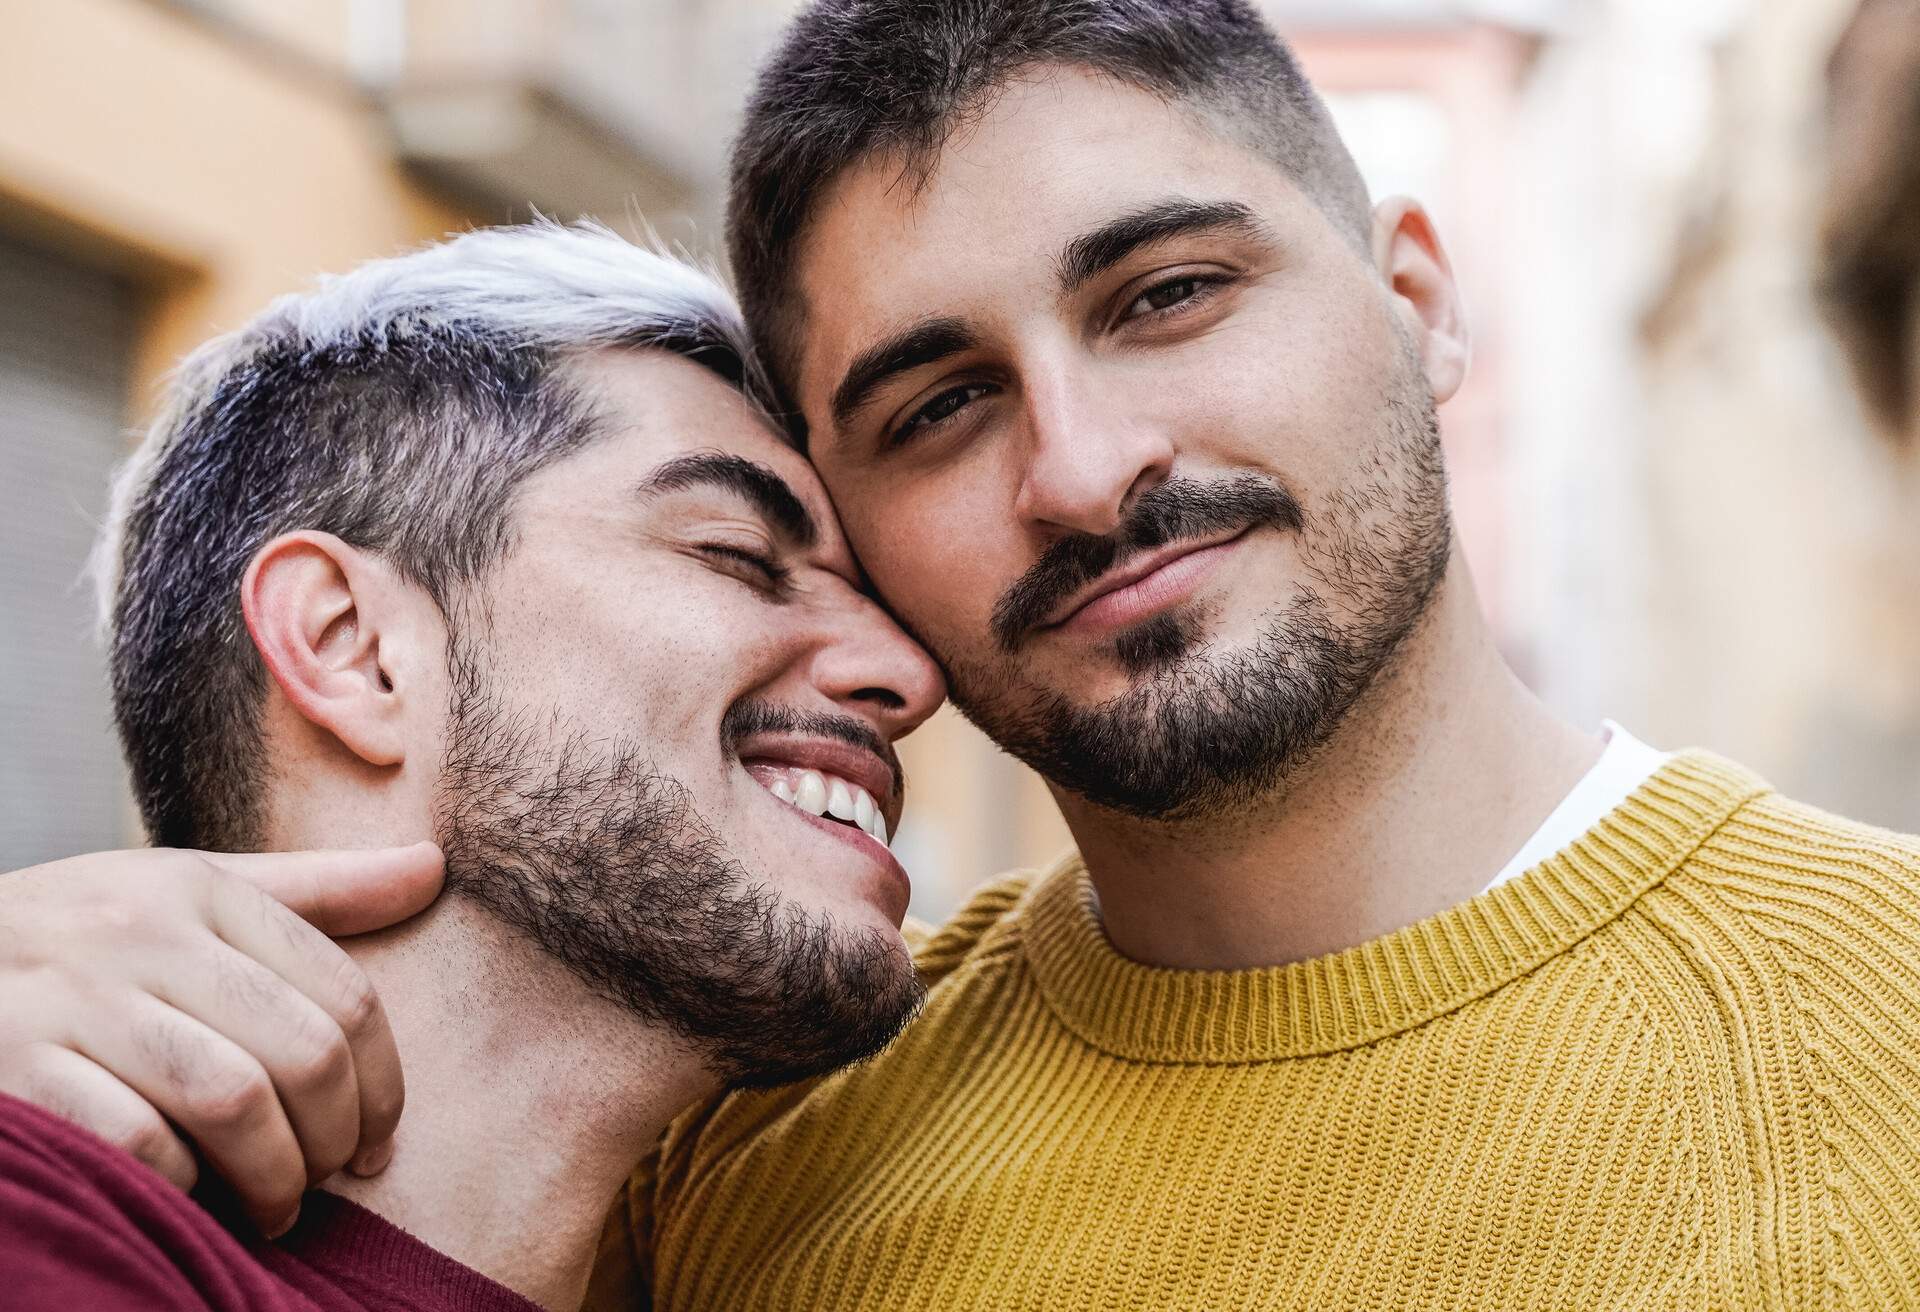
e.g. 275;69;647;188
202;843;444;937
69;996;310;1236
202;885;406;1168
0;845;417;1215
0;1042;198;1190
151;943;366;1187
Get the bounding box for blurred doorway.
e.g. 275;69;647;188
0;233;134;865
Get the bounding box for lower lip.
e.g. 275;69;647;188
1059;534;1247;637
772;796;913;916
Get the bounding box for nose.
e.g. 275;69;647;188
806;590;946;742
1014;362;1174;538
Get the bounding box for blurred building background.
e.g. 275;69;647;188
2;0;1914;920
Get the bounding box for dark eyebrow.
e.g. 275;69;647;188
829;317;978;434
635;452;817;548
1057;199;1274;296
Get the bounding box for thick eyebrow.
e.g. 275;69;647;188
829;316;978;434
1057;199;1275;296
635;452;817;548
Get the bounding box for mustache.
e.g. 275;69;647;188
721;700;905;804
990;474;1305;650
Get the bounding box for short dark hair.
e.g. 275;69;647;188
97;223;760;850
727;0;1371;406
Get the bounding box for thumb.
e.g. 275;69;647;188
199;842;445;936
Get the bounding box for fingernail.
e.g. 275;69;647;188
349;1140;394;1176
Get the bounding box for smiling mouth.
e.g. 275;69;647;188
1044;528;1254;634
748;765;891;850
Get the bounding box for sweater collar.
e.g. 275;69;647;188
1022;750;1768;1064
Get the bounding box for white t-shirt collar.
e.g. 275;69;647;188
1481;721;1672;896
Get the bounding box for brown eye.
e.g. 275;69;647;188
1120;273;1232;326
891;382;995;446
1140;278;1202;312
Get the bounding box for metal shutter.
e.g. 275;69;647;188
0;233;136;865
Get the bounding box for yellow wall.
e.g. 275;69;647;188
0;0;1070;910
0;0;479;414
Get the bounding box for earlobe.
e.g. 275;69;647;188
1371;197;1472;404
241;532;410;768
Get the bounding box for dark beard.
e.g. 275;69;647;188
948;379;1452;822
433;638;921;1088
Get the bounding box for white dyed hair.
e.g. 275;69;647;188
97;220;769;849
94;219;764;626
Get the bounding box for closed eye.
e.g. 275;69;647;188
698;544;792;595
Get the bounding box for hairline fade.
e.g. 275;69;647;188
95;220;768;851
725;0;1374;424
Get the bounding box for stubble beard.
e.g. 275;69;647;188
431;636;922;1089
944;365;1454;823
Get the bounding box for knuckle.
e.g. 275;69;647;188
279;1018;351;1093
142;849;209;897
164;848;215;879
189;1064;275;1134
361;1075;404;1137
324;958;381;1036
83;898;147;940
114;1110;182;1166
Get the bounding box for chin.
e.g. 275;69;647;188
810;885;915;943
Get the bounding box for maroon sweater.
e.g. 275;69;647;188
0;1093;537;1311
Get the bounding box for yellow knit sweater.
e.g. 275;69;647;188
588;752;1920;1309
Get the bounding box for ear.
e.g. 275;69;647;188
1370;196;1472;405
240;531;414;768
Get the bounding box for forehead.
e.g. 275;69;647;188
790;68;1319;366
540;347;834;522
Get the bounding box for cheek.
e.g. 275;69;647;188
481;559;764;741
842;467;1019;648
1163;286;1404;491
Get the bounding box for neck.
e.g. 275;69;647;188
313;894;715;1311
1060;562;1602;971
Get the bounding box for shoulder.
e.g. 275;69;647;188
0;1091;249;1306
1641;773;1920;1006
1638;771;1920;1074
908;868;1040;986
1676;784;1920;948
1665;784;1920;1296
0;1089;184;1235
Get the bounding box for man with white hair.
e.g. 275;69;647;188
10;0;1920;1307
0;222;942;1310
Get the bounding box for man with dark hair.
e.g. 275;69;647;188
594;2;1920;1306
7;1;1920;1308
728;0;1375;405
0;222;941;1309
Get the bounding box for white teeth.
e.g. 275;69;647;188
794;770;828;816
826;778;857;822
761;769;893;851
